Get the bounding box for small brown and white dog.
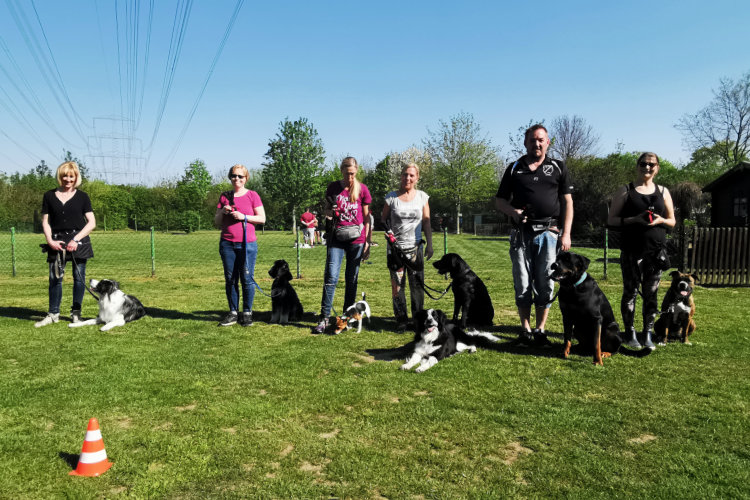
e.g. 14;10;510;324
654;271;697;345
333;293;371;334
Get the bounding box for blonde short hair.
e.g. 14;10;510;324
228;164;249;180
56;161;82;188
401;162;420;178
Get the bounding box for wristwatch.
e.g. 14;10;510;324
73;238;80;244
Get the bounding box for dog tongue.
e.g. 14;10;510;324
427;326;437;333
680;291;688;296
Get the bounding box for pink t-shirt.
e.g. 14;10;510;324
217;190;263;242
326;181;372;245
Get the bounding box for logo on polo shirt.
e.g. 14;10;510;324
542;164;554;176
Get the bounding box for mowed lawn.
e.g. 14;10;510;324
0;231;748;498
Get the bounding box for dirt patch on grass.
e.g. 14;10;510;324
280;444;294;457
354;353;375;363
503;441;533;465
108;486;128;495
258;389;267;395
114;417;132;429
413;390;429;396
389;396;400;403
148;463;164;472
155;422;173;431
629;434;657;444
320;429;340;439
175;403;196;412
222;427;237;434
300;461;323;473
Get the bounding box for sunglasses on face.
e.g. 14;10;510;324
639;161;658;168
229;174;245;179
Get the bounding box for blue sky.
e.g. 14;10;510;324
1;0;749;184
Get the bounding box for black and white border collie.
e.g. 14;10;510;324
401;309;500;372
69;279;146;331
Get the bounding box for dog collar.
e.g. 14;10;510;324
573;272;587;287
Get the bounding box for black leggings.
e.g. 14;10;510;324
620;250;662;331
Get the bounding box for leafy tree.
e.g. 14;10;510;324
676;70;750;165
548;115;600;162
680;142;734;187
63;150;89;180
367;148;432;226
85;180;134;230
262;117;326;230
423;112;500;234
174;159;212;231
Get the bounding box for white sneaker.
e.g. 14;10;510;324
35;313;60;328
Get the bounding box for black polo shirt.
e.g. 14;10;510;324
41;189;93;232
495;156;572;219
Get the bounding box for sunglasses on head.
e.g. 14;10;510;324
229;174;245;179
639;161;658;168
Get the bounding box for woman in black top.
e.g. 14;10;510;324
608;152;675;349
35;161;96;327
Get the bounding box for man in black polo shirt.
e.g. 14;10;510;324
495;124;573;345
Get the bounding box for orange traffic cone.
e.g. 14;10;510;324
69;418;113;476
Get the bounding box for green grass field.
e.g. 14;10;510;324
1;231;748;498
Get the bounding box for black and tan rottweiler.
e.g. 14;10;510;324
549;251;622;365
654;271;697;345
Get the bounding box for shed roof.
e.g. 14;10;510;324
703;161;750;192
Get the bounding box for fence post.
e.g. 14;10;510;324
150;226;156;277
603;227;608;280
443;227;448;255
11;227;17;277
296;227;301;278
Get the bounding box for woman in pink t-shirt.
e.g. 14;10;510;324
214;164;266;327
312;157;372;334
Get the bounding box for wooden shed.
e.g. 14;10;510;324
703;161;750;227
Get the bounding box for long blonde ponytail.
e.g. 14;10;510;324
340;156;360;202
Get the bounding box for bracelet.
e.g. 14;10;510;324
73;238;80;244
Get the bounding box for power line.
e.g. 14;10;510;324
159;0;246;170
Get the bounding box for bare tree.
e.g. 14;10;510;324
548;115;600;161
676;70;750;165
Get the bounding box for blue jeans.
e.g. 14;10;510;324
48;259;87;314
320;242;363;317
219;239;258;313
509;228;558;308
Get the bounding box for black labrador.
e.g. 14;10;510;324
432;253;494;328
268;259;303;324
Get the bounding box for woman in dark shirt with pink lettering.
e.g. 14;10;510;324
214;164;266;327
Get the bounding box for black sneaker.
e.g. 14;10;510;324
312;317;329;334
518;330;534;345
240;312;253;327
218;311;238;327
533;329;552;347
70;310;82;324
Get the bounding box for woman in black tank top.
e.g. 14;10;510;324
607;152;676;350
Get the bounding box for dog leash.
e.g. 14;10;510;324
69;251;100;302
386;238;451;300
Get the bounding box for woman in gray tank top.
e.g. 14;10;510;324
382;163;434;332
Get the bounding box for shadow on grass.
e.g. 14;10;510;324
0;306;41;321
58;451;79;470
145;307;221;322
